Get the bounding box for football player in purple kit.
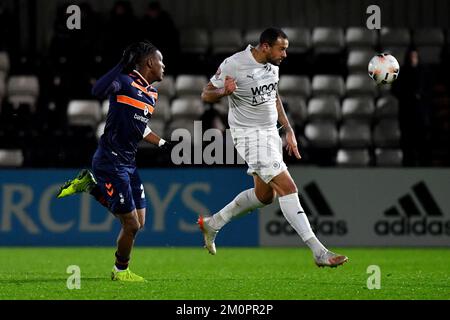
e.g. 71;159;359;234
57;41;170;281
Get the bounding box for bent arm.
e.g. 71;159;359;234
91;63;124;98
201;82;227;103
143;129;163;146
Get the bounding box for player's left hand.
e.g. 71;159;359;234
159;140;173;152
285;129;301;159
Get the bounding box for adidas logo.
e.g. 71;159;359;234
375;181;450;236
266;182;347;236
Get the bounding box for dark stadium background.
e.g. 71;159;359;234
0;0;449;168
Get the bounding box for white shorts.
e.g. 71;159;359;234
231;127;287;184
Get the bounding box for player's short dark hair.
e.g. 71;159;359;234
259;27;288;46
123;40;158;73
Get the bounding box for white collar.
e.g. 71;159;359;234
246;44;266;66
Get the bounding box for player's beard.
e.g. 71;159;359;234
268;55;283;66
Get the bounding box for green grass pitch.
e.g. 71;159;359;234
0;247;449;300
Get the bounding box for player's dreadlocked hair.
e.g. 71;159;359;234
122;40;158;74
259;27;288;46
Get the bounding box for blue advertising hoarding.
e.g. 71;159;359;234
0;169;259;246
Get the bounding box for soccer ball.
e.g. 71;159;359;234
368;53;400;85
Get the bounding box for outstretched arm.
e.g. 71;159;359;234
276;94;301;159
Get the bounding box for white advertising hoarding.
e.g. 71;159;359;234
259;169;450;247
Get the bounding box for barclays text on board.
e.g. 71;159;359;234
1;168;449;247
0;169;258;246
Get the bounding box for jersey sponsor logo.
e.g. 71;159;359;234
250;82;278;105
137;90;143;97
250;82;278;95
134;113;149;124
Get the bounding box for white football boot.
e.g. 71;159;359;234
314;250;348;268
197;216;218;255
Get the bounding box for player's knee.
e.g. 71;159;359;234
288;186;298;194
258;190;276;205
281;181;298;196
130;224;140;236
124;219;140;235
137;210;145;230
261;191;275;204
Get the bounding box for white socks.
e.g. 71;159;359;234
114;265;127;272
209;188;265;230
278;193;327;257
210;189;328;257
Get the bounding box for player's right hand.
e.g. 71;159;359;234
223;76;237;96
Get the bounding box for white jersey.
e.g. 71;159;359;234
210;45;279;129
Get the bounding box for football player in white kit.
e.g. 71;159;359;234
199;28;348;267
